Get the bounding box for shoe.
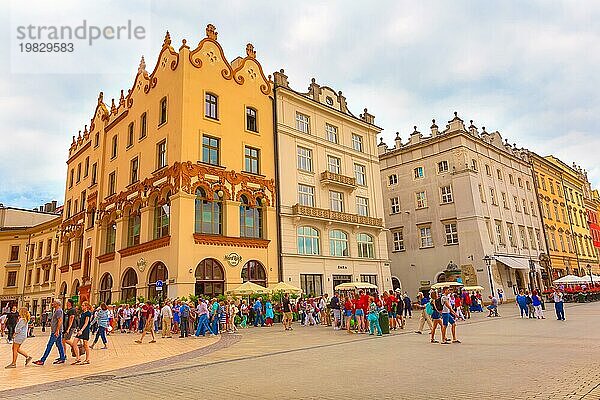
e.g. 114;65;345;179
135;340;142;344
71;360;82;365
414;331;422;334
25;356;32;366
149;340;156;343
53;359;66;364
89;345;94;349
5;364;16;369
32;360;44;366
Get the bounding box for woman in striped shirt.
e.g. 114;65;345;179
90;303;110;350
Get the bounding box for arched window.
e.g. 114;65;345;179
147;262;168;300
241;260;267;287
357;233;374;258
159;96;168;125
72;279;80;296
99;273;113;305
240;196;263;238
297;226;320;255
195;188;222;235
154;194;170;239
329;230;349;257
105;220;116;253
195;258;225;298
205;93;218;119
391;277;401;291
121;268;138;302
127;207;141;247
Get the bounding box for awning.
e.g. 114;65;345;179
495;255;530;270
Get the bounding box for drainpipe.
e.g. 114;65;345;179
272;84;284;283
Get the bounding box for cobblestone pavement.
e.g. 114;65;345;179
2;302;600;399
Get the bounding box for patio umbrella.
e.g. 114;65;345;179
227;281;272;296
553;275;587;284
270;282;303;294
430;281;463;290
462;285;484;291
334;281;378;291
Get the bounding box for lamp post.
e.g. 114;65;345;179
483;255;494;297
529;259;536;293
587;264;593;286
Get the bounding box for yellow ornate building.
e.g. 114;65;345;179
59;25;278;304
0;204;61;314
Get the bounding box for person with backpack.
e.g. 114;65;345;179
440;287;461;344
525;290;535;319
367;296;382;336
429;291;443;343
179;301;191;338
415;292;433;334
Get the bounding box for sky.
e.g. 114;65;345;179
1;0;599;209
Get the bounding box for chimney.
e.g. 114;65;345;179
273;68;289;88
430;119;439;136
377;137;388;155
394;132;402;149
360;108;375;125
51;201;57;212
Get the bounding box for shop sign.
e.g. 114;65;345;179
224;253;242;267
337;265;348;269
420;280;431;286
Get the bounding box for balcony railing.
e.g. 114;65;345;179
292;204;383;227
320;171;356;189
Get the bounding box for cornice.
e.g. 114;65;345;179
118;236;170;258
193;234;270;249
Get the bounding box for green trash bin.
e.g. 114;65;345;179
378;310;390;334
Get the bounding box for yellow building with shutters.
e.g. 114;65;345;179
58;25;278;304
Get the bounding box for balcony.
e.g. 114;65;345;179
291;204;383;227
320;171;356;190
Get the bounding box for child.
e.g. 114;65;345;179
240;301;248;328
368;297;382;336
5;308;32;368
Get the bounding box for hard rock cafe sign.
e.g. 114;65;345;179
137;258;147;272
224;253;242;267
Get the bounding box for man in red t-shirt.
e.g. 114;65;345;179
135;301;156;344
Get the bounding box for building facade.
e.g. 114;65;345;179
379;114;546;300
0;204;61;314
273;71;391;295
58;25;278;305
589;190;600;260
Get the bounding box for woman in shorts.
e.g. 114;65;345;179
429;291;443;344
343;296;354;333
5;308;32;368
72;301;92;365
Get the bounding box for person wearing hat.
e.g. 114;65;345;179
414;292;433;334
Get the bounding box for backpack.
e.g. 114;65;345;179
425;301;434;316
434;298;443;312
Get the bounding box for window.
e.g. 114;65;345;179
356;196;369;216
111;135;118;158
556;183;562;197
414;166;424;179
490;188;497;205
202;136;220;165
154;195;170;239
76;163;81;183
80;190;86;212
352;134;363;152
549;180;555;195
66;200;71;218
159;96;168;125
127;122;134;147
297;226;320;255
7;271;17;287
240;196;263;238
244;146;260;174
195;258;225;297
99;273;113;305
246;107;257;132
523;199;529;215
91;163;98;185
528;227;537;250
327;155;341;174
518;177;523;188
530;201;537;217
354;164;366;186
69;169;74;188
389;174;398;186
205;93;218;119
559;234;565;252
479;184;486;202
130;157;139;184
300;274;323;296
501;192;508;209
513;196;520;212
140;112;147;139
390;197;400;214
485;164;491;176
519;226;527;248
416;191;427;208
497;169;503;180
360;274;377;286
526;181;531;191
241;260;267;287
105;222;116;253
440;185;453;204
194;188;223;235
551;232;558;251
471;159;478;171
495;220;504;245
298;184;315;207
296;112;310;133
94;132;100;147
393;230;405;251
419;226;433;248
84;157;89;178
509;174;514;184
330;191;344;212
9;246;19;262
554;205;560;222
108;171;116;195
127;208;141;247
297;147;313;172
486;220;494;244
357;233;374;258
325;123;338;143
157;140;167;169
329;230;349;257
507;223;515;247
445;223;459;245
121;268;138;302
541;177;547;191
438;161;449;173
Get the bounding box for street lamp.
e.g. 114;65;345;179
483;255;494;296
587;264;593;286
529;259;536;292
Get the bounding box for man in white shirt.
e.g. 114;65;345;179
160;301;173;338
440;287;460;344
553;289;565;321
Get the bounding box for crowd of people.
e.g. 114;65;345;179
1;285;572;368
